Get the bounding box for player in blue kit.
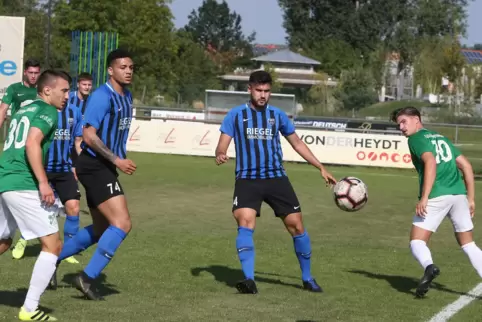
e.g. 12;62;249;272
52;49;136;300
215;70;337;294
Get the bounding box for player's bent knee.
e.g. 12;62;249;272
111;218;132;234
64;200;80;216
39;234;63;256
233;208;257;229
282;212;305;235
456;230;474;246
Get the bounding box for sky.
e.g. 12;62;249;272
169;0;482;46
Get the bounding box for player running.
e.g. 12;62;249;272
11;74;93;264
215;70;337;294
0;70;71;321
54;49;136;300
391;106;482;298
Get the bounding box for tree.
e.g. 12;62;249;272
263;64;282;93
333;68;378;111
170;31;221;103
183;0;255;70
53;0;178;99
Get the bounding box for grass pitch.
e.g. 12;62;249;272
1;153;482;322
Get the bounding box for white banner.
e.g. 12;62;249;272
0;16;25;99
127;119;413;169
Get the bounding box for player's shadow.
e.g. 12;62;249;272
191;265;302;290
349;269;482;299
21;243;42;258
0;287;54;313
61;273;120;299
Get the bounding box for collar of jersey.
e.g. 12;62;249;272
245;102;270;110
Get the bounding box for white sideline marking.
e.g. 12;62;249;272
427;282;482;322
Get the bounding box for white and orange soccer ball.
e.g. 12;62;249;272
333;177;368;212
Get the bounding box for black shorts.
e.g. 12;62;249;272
76;150;124;208
47;171;81;205
232;176;301;217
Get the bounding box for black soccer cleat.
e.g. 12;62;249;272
303;278;323;293
74;272;105;301
236;279;258;294
48;268;58;290
415;264;440;298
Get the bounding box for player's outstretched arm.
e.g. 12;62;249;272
215;133;232;165
83;126;136;175
26;127;55;205
456;155;475;216
285;133;336;185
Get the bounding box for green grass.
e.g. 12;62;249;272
2;153;482;321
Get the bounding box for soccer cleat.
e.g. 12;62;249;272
18;306;57;321
236;279;258;294
64;256;79;264
12;238;27;260
415;264;440;298
74;272;104;301
303;278;323;293
48;269;57;291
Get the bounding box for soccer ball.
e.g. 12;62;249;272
333;177;368;212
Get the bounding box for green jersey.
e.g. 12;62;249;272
408;128;466;200
0;99;58;193
1;82;38;116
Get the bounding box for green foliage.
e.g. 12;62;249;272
183;0;255;71
262;64;282;93
333;68;378;111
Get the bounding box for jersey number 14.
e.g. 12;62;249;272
4;116;30;151
431;140;453;164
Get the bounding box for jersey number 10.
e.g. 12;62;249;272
431;140;453;164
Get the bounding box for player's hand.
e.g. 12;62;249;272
115;158;137;175
39;182;55;207
72;167;78;181
320;168;337;187
416;198;428;218
469;198;475;218
215;154;229;165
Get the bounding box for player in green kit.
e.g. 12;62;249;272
0;59;41;129
392;107;482;298
0;70;71;321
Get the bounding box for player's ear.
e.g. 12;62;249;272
107;66;114;76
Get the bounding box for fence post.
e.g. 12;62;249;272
454;125;459;144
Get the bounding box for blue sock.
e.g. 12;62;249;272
58;225;97;261
236;227;255;280
64;215;80;242
84;225;127;279
293;231;312;282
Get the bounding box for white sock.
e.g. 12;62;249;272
410;240;434;269
23;251;58;312
462;242;482;278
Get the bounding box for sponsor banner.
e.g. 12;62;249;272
150;109;205;121
127;120;413;169
0;16;25;99
294;118;400;134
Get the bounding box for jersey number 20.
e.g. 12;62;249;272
4;116;30;151
431;139;452;164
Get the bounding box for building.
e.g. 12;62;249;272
219;49;337;91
